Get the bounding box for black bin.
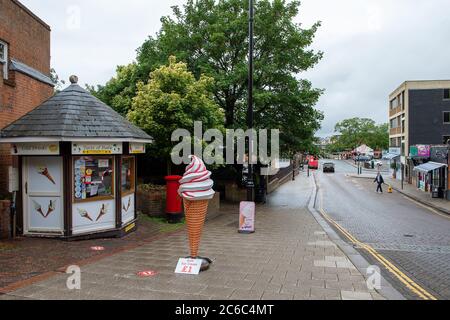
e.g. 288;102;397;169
432;187;444;198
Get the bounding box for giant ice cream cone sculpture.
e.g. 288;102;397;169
178;155;215;260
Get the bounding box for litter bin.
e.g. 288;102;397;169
432;186;443;199
165;175;183;223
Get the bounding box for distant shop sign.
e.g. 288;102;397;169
430;146;448;164
409;146;418;157
410;145;431;158
389;147;401;155
72;142;123;155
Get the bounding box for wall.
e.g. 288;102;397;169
409;89;450;146
0;0;51;75
0;0;53;195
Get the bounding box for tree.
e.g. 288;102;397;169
328;118;389;152
127;57;224;172
90;0;323;156
50;68;65;94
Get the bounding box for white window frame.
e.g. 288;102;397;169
0;40;8;79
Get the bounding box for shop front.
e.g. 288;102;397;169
408;145;431;186
384;148;401;180
413;162;447;198
0;76;152;239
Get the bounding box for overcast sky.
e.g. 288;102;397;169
20;0;450;136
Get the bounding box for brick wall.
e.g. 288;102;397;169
0;0;51;74
0;200;11;239
136;189;166;217
0;0;53;195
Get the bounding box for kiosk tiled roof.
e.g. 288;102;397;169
0;76;152;142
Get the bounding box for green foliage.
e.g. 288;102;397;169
127;57;224;160
90;0;323;155
328;118;389;152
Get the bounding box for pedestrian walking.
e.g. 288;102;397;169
374;173;384;193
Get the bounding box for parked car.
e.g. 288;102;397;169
355;155;371;162
323;163;335;173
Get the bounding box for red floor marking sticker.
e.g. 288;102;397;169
137;271;158;277
90;246;105;251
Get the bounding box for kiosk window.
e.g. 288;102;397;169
74;157;114;202
121;157;135;195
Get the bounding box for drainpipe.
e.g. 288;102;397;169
10;191;17;238
401;164;404;190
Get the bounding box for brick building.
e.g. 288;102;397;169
0;0;54;195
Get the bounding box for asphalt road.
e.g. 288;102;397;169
314;159;450;300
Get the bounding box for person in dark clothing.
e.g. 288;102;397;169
374;173;384;193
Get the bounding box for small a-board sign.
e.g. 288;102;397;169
239;201;255;234
137;270;158;277
90;246;105;251
174;258;202;275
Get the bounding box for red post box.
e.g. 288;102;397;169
165;175;183;223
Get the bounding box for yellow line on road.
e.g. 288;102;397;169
318;191;437;300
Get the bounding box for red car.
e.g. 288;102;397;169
308;157;319;170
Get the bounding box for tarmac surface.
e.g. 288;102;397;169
315;159;450;300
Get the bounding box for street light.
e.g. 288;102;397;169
247;0;255;202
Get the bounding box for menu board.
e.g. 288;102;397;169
74;157;114;201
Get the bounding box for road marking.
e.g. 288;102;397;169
318;190;437;300
402;196;450;220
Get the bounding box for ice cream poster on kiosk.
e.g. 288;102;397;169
177;155;215;273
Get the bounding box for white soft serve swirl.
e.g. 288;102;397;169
178;155;215;201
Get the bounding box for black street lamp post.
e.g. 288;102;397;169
247;0;255;202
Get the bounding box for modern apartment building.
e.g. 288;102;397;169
389;80;450;181
0;0;54;194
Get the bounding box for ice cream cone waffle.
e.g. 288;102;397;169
184;199;209;257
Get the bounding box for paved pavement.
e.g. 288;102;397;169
0;215;184;290
316;159;450;300
0;172;384;300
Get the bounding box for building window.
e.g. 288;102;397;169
73;156;115;203
0;40;8;79
444;112;450;124
390;97;399;110
121;157;135;196
444;89;450;100
443;136;450;144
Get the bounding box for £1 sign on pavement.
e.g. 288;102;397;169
174;258;202;275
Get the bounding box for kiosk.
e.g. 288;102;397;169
0;76;153;240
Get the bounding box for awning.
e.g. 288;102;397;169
383;153;400;160
413;162;447;173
